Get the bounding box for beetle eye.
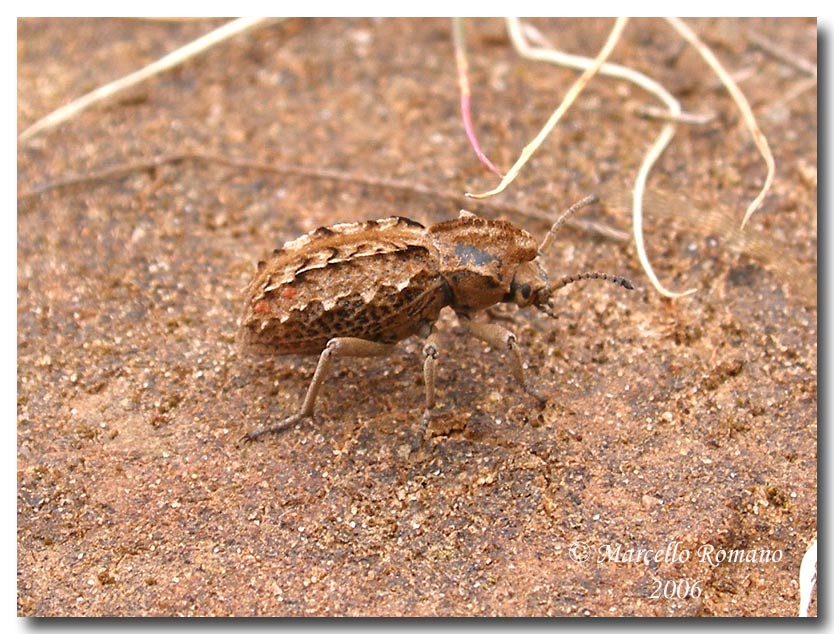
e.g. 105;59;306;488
520;283;531;299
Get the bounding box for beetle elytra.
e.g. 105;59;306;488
238;195;632;446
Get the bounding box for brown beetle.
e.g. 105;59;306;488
238;195;632;446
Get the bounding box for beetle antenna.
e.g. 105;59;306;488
553;271;634;291
537;272;632;318
539;194;600;254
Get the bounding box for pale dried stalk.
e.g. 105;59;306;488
632;122;696;298
511;18;695;298
520;20;680;115
19;17;277;143
633;105;715;125
665;17;775;228
466;17;628;200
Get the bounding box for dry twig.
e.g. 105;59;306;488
633;105;715;125
17;151;629;243
747;29;817;77
510;18;695;297
18;17;278;143
665;17;775;228
466;17;629;200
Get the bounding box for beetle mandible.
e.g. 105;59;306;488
238;195;633;446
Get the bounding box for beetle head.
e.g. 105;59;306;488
506;259;552;310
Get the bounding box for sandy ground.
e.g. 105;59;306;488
18;17;816;616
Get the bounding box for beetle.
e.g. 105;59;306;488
238;195;632;446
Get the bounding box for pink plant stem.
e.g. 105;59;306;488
453;18;503;178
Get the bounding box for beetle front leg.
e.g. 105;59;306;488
460;317;548;405
242;337;396;443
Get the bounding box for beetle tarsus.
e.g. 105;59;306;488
410;408;434;453
522;381;549;405
240;412;310;445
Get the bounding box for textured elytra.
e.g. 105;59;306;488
239;217;446;355
237;213;541;355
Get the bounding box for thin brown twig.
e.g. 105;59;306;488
768;75;818;111
746;29;817;77
17;151;629;243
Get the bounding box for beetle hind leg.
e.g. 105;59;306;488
241;337;396;444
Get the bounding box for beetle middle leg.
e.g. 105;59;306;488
460;316;548;404
412;326;442;451
243;337;396;443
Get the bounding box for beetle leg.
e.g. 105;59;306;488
460;317;548;405
413;326;441;450
242;337;396;443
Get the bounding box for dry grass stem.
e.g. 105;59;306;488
633;105;715;125
632;122;696;298
18;17;277;143
520;20;686;116
665;17;775;229
465;17;629;200
767;75;818;113
511;17;694;298
452;17;503;178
